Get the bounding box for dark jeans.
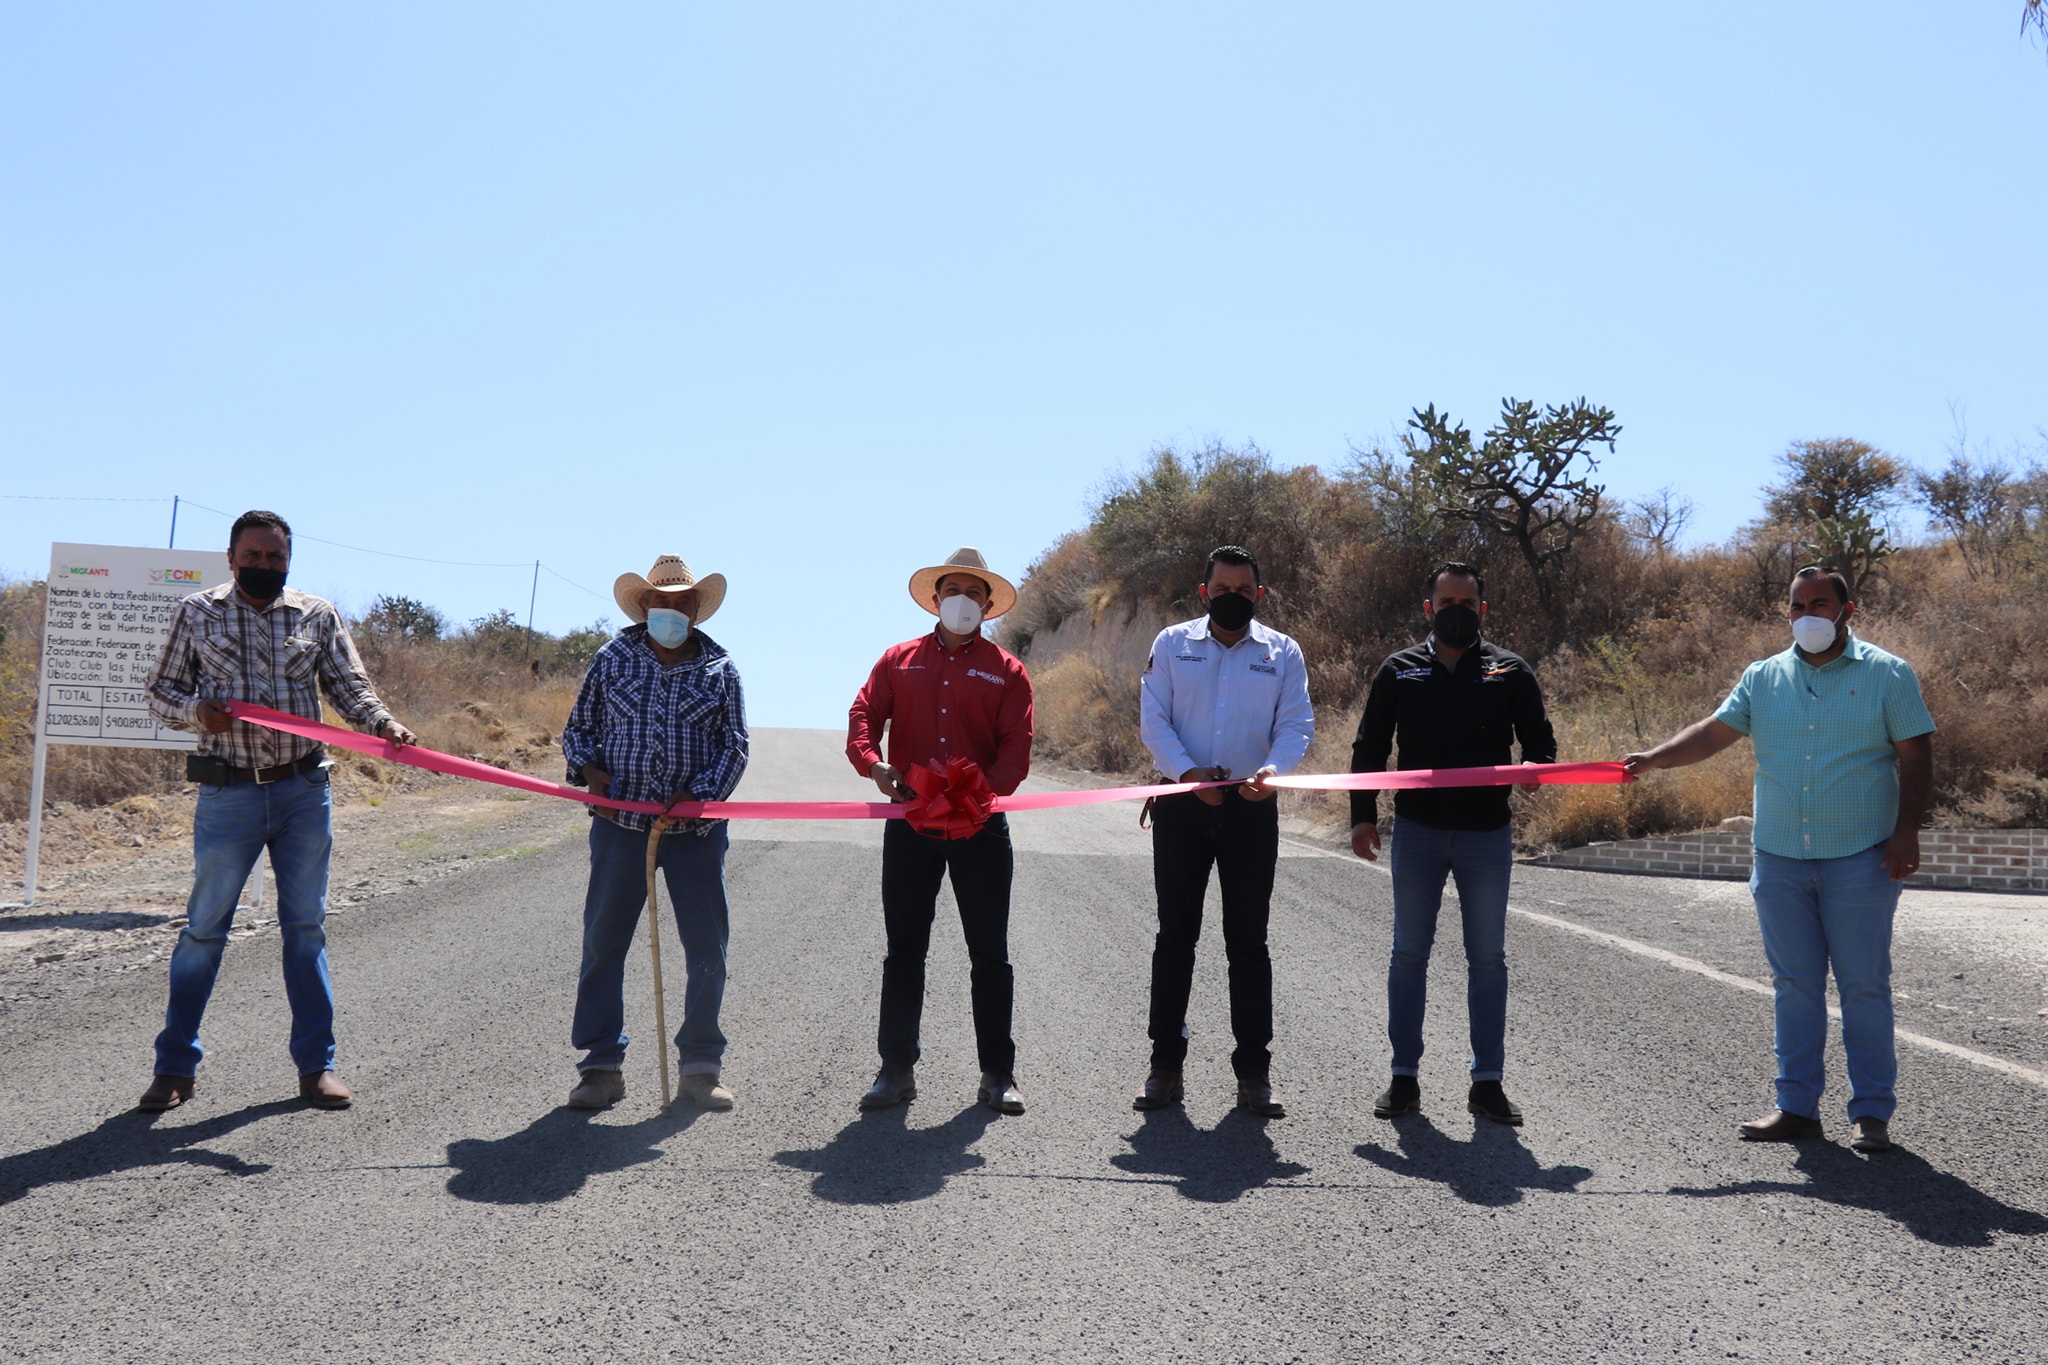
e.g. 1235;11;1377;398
1387;818;1513;1082
878;814;1016;1075
1147;790;1279;1079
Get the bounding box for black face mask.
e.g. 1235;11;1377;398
1206;589;1256;632
236;566;288;602
1430;603;1480;649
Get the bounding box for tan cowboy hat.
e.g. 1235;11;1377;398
613;555;727;625
908;547;1017;620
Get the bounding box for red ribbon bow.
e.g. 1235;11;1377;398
903;756;997;839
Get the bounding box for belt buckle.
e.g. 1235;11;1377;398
252;760;280;785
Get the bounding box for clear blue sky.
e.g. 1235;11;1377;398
5;4;2043;727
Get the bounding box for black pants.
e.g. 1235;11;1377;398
877;814;1016;1075
1147;790;1279;1078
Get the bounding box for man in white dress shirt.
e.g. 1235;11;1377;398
1134;545;1314;1118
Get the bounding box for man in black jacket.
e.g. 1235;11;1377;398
1350;563;1554;1125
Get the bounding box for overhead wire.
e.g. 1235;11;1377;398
17;493;615;614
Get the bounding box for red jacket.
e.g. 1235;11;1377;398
847;630;1034;796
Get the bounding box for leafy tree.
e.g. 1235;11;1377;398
547;619;616;672
360;593;445;643
1087;442;1322;613
1762;438;1907;528
466;608;529;659
1916;454;2029;580
1405;397;1617;610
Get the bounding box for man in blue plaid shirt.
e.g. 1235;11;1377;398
1626;566;1934;1154
559;555;749;1111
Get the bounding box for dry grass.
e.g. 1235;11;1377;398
1029;653;1149;774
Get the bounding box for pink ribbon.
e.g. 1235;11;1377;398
222;701;1628;820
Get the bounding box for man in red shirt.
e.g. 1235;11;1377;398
847;547;1035;1114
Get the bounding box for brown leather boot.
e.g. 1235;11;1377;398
1738;1108;1822;1141
137;1074;195;1112
298;1071;353;1109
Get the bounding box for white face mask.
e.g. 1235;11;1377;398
645;607;692;648
939;595;985;635
1790;613;1838;654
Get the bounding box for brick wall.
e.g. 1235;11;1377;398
1525;826;2047;893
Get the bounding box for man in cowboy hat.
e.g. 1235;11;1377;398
846;547;1035;1114
558;555;749;1110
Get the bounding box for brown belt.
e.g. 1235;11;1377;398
228;750;327;785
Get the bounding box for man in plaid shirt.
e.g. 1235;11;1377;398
1626;566;1935;1154
559;555;749;1111
140;509;414;1112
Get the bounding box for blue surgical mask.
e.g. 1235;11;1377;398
645;608;692;648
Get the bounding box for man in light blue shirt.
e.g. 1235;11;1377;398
1626;566;1934;1153
1135;546;1314;1118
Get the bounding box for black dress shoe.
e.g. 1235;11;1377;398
1373;1075;1421;1118
1467;1080;1523;1126
1738;1108;1823;1142
137;1074;195;1112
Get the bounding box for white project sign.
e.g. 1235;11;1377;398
38;542;232;749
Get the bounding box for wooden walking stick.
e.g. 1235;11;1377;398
644;814;676;1107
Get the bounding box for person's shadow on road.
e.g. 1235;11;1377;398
773;1103;999;1205
1669;1141;2048;1247
1356;1115;1593;1207
445;1102;698;1206
1111;1107;1310;1203
0;1100;298;1207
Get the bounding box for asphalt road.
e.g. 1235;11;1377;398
4;730;2046;1364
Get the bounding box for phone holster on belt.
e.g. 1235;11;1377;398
185;753;235;785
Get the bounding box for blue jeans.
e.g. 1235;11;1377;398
155;767;337;1077
573;815;731;1076
1387;818;1513;1082
1750;845;1900;1122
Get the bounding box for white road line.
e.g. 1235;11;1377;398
1282;833;2048;1093
1510;906;2048;1093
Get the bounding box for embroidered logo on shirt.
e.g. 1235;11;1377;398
967;668;1006;686
1394;667;1431;680
1176;654;1206;663
1249;663;1277;675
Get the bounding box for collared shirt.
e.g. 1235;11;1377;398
146;582;394;769
846;629;1033;796
1349;636;1556;832
560;626;750;833
1139;616;1314;783
1713;631;1935;860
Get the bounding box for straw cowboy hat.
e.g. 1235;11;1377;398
613;555;727;625
909;547;1017;620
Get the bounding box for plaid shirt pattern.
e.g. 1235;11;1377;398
560;626;749;832
145;583;395;769
1714;632;1936;860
